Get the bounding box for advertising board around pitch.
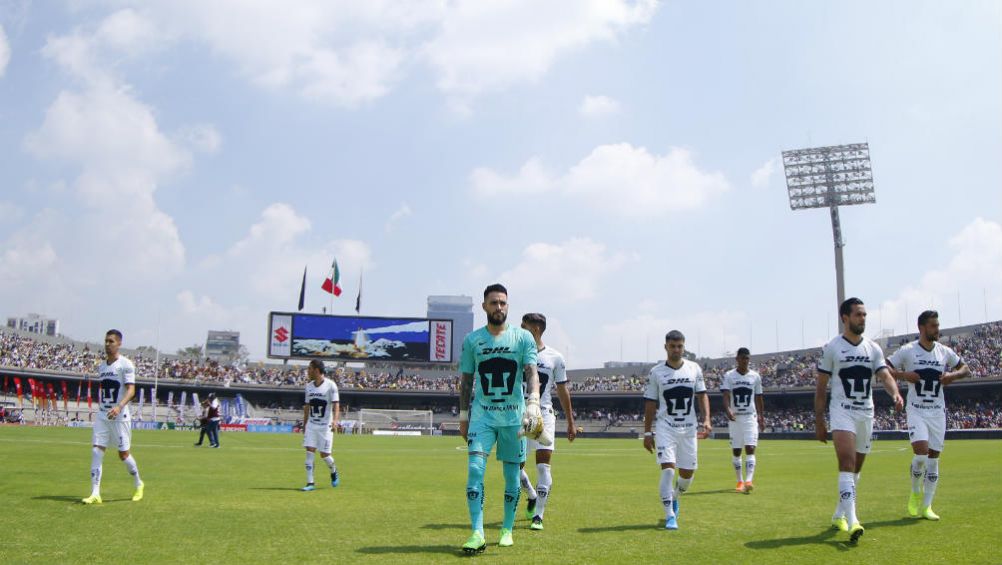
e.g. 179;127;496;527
267;312;453;364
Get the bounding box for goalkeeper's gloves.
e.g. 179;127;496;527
524;393;552;446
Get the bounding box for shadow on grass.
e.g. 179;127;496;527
356;545;462;557
32;495;130;504
422;522;501;531
745;518;919;551
248;487;309;492
578;523;663;533
683;489;739;496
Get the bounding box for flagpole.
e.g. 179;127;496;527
153;311;160;424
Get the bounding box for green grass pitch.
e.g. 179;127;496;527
1;427;999;564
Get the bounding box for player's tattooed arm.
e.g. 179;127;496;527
877;367;904;411
941;362;971;386
459;372;474;415
524;364;540;399
886;360;920;383
642;399;656;453
814;372;829;443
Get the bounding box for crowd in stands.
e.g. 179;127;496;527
554;394;1002;432
2;322;999;393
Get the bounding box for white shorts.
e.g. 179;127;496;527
527;409;556;452
654;421;698;470
303;424;334;453
907;408;946;452
92;416;132;452
829;406;873;454
728;414;759;449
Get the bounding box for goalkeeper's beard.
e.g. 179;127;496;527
488;310;507;326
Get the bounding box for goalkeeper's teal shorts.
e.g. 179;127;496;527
468;420;526;463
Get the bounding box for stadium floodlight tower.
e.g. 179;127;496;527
782;142;875;329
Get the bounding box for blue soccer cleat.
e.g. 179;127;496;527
664;515;678;530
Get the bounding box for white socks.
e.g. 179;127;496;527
675;475;693;500
322;455;336;474
911;454;928;493
659;468;675;518
123;454;141;487
521;468;537;499
923;458;939;508
838;471;858;525
534;463;552;518
90;447;104;496
305;451;315;484
732;456;743;482
745;455;756;483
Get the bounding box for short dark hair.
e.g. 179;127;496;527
309;359;326;375
522;313;547;332
483;283;507;299
918;310;939;326
106;329;123;341
839;297;864;318
737;347;750;356
665;330;685;342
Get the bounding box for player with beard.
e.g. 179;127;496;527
887;310;970;520
82;329;144;504
459;284;542;554
815;298;903;543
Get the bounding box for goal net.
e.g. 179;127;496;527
358;409;434;436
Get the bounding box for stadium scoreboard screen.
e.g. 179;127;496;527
268;312;454;363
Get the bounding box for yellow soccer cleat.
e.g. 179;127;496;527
461;531;486;555
81;494;102;505
908;492;921;517
921;506;940;521
848;522;865;544
132;481;145;502
498;528;514;547
831;516;848;532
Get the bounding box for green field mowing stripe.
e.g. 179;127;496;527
1;427;999;564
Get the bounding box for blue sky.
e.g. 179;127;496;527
1;1;1000;368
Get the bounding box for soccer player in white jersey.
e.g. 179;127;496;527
300;359;340;491
518;313;575;531
643;330;711;530
720;347;764;494
815;298;903;543
82;329;144;504
887;310;970;520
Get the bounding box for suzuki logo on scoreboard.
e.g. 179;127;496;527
270;314;292;357
430;320;452;363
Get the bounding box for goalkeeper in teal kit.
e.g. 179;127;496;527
459;283;548;554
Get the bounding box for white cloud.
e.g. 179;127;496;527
472;143;730;217
115;1;655;108
750;157;777;188
424;0;657;105
471;157;556;197
0;201;23;223
176;124;222;154
0;24;10;78
385;202;412;232
498;237;633;303
876;218;1002;334
579;94;621;117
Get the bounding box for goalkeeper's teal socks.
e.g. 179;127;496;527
502;462;521;530
466;455;486;534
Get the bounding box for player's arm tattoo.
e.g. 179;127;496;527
813;372;829;420
524;364;540;398
643;399;657;433
119;383;136;409
877;367;900;398
942;362;971;385
459;372;474;412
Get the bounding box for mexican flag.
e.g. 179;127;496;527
321;258;342;296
